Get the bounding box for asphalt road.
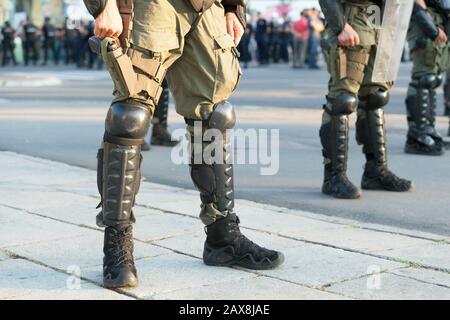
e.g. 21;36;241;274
0;63;449;235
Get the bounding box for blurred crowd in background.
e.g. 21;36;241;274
0;7;326;70
0;16;100;68
239;8;325;69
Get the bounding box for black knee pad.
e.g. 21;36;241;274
434;74;443;88
360;90;390;110
105;100;151;145
208;101;236;132
327;93;357;115
417;74;437;89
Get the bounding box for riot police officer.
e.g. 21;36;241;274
22;17;39;66
1;21;17;66
319;0;413;199
42;17;59;66
83;0;284;289
444;70;450;137
405;0;450;156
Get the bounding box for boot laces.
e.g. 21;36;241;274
227;218;271;257
107;228;134;267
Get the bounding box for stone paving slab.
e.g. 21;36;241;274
83;253;258;300
390;268;450;288
1;151;450;300
0;258;131;300
155;277;347;300
374;243;450;271
0;206;87;248
326;271;450;300
4;231;170;270
256;246;406;288
133;212;201;243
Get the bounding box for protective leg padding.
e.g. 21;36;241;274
188;102;236;225
101;142;141;227
105;100;151;145
320;111;349;173
356;108;387;163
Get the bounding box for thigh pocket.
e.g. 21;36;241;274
328;45;369;85
213;34;242;101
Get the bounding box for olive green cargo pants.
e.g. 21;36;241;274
116;0;241;121
322;5;392;99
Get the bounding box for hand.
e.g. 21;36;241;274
94;0;123;39
338;23;360;47
435;28;448;45
226;12;244;46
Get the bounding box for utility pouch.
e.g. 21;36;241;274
338;47;347;79
101;37;138;97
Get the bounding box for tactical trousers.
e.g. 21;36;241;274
406;7;450;147
97;0;241;228
322;2;393;99
408;7;450;80
115;0;241;120
321;3;392;167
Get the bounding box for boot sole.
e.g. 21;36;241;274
322;187;361;200
203;246;285;270
404;145;444;156
361;178;415;192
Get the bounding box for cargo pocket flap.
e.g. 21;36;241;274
132;31;180;53
214;34;235;50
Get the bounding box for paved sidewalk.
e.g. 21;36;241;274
0;151;449;300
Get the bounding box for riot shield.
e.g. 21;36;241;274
372;0;414;83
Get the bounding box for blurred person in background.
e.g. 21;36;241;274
22;16;39;66
237;24;252;68
255;12;269;65
279;14;292;64
306;8;324;69
267;21;280;63
1;21;18;66
63;18;76;65
42;17;58;66
292;10;309;69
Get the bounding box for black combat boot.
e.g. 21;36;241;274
97;100;151;288
103;225;138;288
204;213;284;269
320;95;361;199
322;163;361;199
188;101;285;270
357;92;413;192
405;76;443;156
150;79;179;147
361;160;413;192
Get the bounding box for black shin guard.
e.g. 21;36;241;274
320;94;360;199
187;101;236;224
405;76;442;155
